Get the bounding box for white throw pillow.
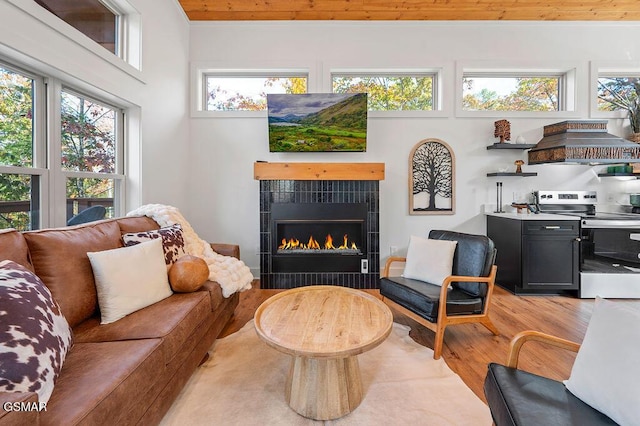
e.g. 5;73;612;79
88;238;173;324
564;297;640;426
402;235;457;286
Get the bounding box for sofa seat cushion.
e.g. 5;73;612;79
23;220;124;327
484;363;617;426
380;276;483;322
73;292;211;365
0;229;33;272
41;339;163;426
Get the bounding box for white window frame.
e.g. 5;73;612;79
0;60;127;230
328;67;450;118
455;61;584;118
50;83;126;226
5;0;142;76
589;61;640;120
191;65;313;118
0;62;49;229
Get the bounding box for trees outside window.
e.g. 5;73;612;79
205;76;307;111
463;76;560;111
597;77;640;135
332;75;434;111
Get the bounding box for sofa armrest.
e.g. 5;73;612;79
507;330;581;368
210;243;239;259
0;392;40;426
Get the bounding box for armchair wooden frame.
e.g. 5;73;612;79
381;257;499;359
506;330;581;368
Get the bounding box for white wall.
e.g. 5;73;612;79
0;0;191;218
189;21;640;275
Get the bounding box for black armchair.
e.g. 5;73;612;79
380;230;499;359
484;331;617;425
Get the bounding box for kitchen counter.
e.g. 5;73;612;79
485;212;580;221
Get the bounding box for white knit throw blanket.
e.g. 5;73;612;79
126;204;253;298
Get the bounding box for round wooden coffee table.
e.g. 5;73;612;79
254;285;393;420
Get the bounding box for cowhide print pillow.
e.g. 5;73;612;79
0;260;73;403
122;223;186;268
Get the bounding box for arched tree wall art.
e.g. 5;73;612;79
409;138;455;215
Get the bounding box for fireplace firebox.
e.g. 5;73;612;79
272;203;367;273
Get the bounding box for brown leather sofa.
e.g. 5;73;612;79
0;216;241;425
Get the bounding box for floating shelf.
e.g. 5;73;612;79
487;172;538;177
486;143;536;150
597;173;639;178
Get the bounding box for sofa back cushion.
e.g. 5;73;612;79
116;216;159;234
0;229;33;272
23;221;123;327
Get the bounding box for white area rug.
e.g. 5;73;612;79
161;321;492;425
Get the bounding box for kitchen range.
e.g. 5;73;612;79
487;190;640;299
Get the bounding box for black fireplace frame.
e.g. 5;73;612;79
259;180;380;289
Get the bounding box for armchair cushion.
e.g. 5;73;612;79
429;230;495;297
380;276;483;322
484;363;617;426
403;235;457;286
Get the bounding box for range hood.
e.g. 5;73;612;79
527;120;640;165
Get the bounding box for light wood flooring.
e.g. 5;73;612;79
220;282;638;403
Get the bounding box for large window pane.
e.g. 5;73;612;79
463;76;560;111
61;91;116;173
332;75;434;111
35;0;118;54
0;173;39;231
66;177;114;223
205;76;307;111
0;66;33;167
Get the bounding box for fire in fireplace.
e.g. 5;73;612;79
271;203;367;273
278;233;361;254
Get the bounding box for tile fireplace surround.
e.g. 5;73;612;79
255;162;385;290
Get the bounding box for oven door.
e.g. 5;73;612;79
579;225;640;298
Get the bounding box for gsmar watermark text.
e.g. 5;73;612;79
3;401;47;412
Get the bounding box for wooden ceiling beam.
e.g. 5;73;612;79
178;0;640;21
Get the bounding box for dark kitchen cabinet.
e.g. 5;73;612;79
487;216;580;294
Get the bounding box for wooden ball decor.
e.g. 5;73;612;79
168;255;209;292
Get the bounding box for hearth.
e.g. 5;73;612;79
259;179;380;289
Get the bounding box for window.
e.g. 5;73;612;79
0;61;125;231
61;90;122;221
205;75;308;111
0;64;43;230
462;75;562;111
597;76;640;112
332;73;436;111
34;0;120;55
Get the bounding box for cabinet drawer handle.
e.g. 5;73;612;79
544;226;561;229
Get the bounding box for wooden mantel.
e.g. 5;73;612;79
254;162;385;181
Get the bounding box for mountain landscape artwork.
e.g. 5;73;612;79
267;93;367;152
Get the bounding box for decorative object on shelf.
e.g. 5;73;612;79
515;135;526;144
514;159;525;173
409;139;455;215
597;77;640;143
494;119;511;143
495;182;504;213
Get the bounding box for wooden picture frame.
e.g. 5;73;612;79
409;138;455;215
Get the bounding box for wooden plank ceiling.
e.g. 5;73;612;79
178;0;640;21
